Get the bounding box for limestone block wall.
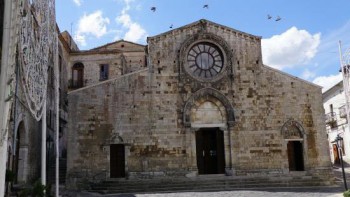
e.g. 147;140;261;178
66;20;331;187
68;51;146;88
146;20;331;174
67;68;187;187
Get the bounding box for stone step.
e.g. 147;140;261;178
88;176;330;194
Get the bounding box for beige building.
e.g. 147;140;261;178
66;19;332;189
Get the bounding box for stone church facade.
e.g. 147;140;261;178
66;20;332;188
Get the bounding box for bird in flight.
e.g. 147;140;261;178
275;16;281;21
267;14;272;20
203;4;209;9
151;7;156;12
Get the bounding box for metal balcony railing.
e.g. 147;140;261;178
339;105;347;119
325;112;337;128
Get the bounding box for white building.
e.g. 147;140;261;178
323;81;350;164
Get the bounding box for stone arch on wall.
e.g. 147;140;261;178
14;120;29;183
72;62;84;88
183;88;234;127
281;119;305;140
281;119;306;171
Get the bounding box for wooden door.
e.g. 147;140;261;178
333;144;340;164
287;141;304;171
196;128;225;174
110;144;125;178
216;129;225;174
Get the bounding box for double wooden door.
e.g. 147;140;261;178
196;128;225;174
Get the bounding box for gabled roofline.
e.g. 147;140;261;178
147;19;261;42
322;80;343;100
262;65;322;89
89;39;146;51
68;68;149;94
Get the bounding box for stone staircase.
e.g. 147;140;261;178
88;174;335;194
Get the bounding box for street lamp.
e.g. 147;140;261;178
332;135;348;191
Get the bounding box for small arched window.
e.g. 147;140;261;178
72;62;84;88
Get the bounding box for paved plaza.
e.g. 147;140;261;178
63;162;350;197
72;187;343;197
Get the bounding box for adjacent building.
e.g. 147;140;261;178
323;81;350;164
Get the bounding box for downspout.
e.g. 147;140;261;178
55;32;60;197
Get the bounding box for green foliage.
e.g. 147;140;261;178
18;180;52;197
5;170;16;182
343;190;350;197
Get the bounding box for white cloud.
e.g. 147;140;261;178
262;27;321;70
75;34;86;47
301;69;316;80
73;0;82;6
312;73;342;92
115;0;147;42
76;10;110;46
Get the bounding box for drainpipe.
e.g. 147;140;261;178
0;0;13;196
55;32;60;197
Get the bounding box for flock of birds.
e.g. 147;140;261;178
267;14;282;21
150;4;282;29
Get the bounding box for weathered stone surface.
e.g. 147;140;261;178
66;19;332;189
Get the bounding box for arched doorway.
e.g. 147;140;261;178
13;121;28;183
184;88;235;175
107;133;126;178
281;120;305;171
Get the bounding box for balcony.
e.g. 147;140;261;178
339;105;348;119
325;112;337;128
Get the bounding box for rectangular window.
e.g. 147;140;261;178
100;64;109;81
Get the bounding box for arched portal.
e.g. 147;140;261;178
14;121;28;183
281;119;305;171
184;88;234;175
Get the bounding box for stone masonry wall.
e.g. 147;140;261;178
66;20;331;188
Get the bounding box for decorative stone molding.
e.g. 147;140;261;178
179;32;233;84
281;119;305;139
183;88;235;127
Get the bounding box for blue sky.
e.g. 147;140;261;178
56;0;350;91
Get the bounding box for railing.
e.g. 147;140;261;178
339;105;347;119
325;112;337;128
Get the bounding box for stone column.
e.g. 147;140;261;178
223;125;234;176
185;127;198;177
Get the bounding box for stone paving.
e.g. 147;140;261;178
70;187;344;197
62;163;350;197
